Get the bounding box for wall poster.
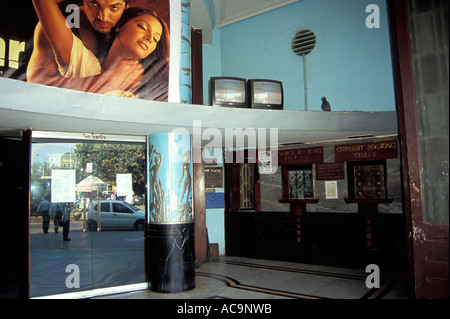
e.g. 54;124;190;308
0;0;182;102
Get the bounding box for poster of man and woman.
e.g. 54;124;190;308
0;0;177;102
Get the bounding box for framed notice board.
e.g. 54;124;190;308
204;166;223;189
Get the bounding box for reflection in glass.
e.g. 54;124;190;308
30;142;146;297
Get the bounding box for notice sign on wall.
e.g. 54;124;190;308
325;181;338;199
51;169;76;203
316;163;345;180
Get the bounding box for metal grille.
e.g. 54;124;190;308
291;30;316;56
288;168;314;199
239;163;254;209
354;165;386;199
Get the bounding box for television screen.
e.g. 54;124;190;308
248;79;283;110
209;77;248;107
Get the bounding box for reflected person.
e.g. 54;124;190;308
37;197;51;233
59;203;71;241
49;202;62;233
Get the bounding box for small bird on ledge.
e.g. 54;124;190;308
321;96;331;111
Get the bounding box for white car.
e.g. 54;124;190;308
87;200;145;231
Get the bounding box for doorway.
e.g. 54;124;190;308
29;132;147;298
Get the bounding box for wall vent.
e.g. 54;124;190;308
291;30;316;110
291;30;316;56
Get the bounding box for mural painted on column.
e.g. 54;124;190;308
148;132;193;224
0;0;176;101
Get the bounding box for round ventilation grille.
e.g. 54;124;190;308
291;30;316;56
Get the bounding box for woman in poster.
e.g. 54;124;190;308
29;0;169;100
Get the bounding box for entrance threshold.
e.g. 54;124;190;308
31;282;148;299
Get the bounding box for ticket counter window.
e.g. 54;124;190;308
354;165;386;199
288;168;313;199
346;160;388;201
30;132;146;298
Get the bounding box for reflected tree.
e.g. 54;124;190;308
74;143;146;196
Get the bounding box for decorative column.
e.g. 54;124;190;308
180;0;191;103
146;132;195;293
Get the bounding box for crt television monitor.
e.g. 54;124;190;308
248;79;283;110
209;77;249;108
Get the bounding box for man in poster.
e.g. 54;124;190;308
25;0;170;100
27;0;130;88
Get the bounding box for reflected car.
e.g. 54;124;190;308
87;200;145;231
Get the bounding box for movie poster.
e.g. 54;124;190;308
0;0;176;102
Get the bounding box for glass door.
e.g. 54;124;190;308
30;132;147;298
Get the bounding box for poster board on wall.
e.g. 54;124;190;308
0;0;181;102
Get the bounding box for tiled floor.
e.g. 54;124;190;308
94;256;409;299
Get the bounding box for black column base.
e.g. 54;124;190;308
146;222;195;293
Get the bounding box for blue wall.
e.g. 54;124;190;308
201;0;396;255
206;208;225;255
203;0;395;111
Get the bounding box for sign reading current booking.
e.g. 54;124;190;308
334;140;398;162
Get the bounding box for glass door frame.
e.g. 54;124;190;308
30;130;148;299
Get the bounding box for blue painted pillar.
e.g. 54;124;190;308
180;0;191;103
146;132;195;292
